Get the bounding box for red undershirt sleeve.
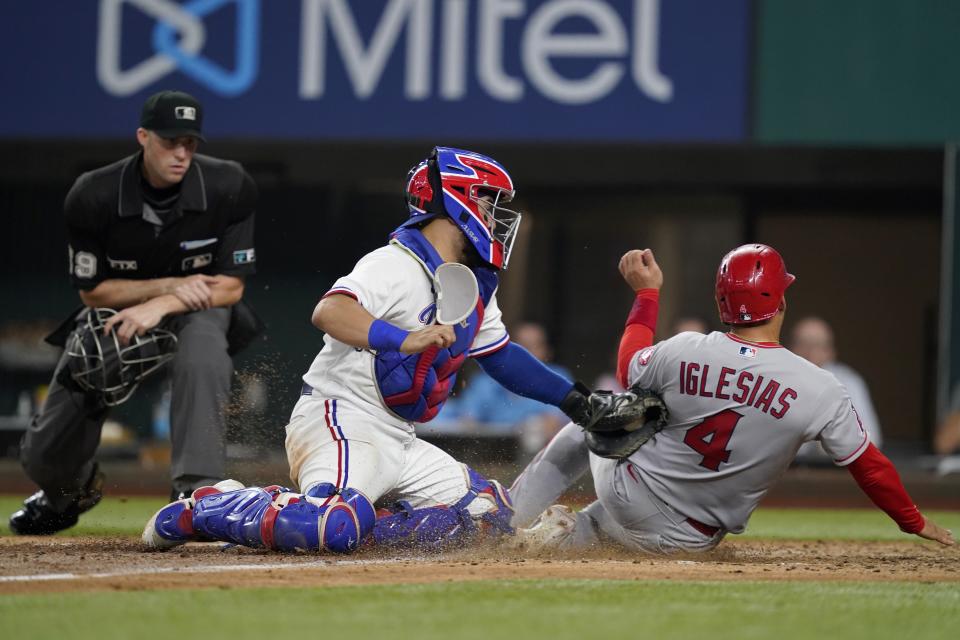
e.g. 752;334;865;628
846;443;925;534
616;289;659;389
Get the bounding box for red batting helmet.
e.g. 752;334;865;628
715;244;796;325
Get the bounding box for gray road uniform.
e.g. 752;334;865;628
20;152;257;508
796;360;882;461
511;331;869;554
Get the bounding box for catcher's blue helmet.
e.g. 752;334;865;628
400;147;521;270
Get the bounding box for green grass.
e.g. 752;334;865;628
1;580;957;640
743;507;960;541
1;495;957;541
0;495;166;537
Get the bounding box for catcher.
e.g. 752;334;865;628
510;245;955;553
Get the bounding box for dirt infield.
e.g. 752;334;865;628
1;536;957;594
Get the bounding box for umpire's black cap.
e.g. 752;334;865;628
140;90;206;141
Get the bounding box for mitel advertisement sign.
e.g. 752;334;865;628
0;0;750;140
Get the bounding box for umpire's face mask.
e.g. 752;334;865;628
65;308;178;406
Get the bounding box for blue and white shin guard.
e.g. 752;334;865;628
142;480;246;549
372;467;514;551
144;482;375;553
144;470;512;553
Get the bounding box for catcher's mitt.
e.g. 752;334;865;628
580;387;668;459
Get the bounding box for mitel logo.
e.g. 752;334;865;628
96;0;260;97
300;0;674;105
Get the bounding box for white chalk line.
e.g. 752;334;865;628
0;558;401;584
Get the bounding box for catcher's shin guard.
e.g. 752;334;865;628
371;500;475;550
190;483;375;553
372;466;514;551
191;487;276;548
142;479;246;549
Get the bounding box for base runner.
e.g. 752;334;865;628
510;244;955;554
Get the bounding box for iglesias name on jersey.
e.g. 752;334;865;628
625;331;869;534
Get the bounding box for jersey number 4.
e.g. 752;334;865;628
683;409;744;471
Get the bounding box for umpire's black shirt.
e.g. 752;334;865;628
65;151;257;290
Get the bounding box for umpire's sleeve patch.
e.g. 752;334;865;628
233;248;256;265
72;249;98;279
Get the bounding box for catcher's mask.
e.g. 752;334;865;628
64;308;178;406
400;147;522;270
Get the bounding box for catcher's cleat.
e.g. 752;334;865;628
142;479;245;550
9;464;105;535
507;505;577;551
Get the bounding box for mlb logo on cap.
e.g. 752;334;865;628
738;346;757;359
175;106;197;121
140;90;206;141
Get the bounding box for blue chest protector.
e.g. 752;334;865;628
374;228;498;422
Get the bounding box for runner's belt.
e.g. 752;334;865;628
685;517;720;537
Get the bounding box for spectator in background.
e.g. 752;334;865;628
934;384;960;471
442;322;570;454
593;363;625;394
672;315;709;335
593;314;710;393
789;316;884;463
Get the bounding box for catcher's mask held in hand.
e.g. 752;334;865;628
434;262;479;325
64;308;178;406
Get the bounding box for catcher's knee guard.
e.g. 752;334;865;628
192;483;375;553
372;466;514;551
273;483;376;553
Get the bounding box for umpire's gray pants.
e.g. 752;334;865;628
20;307;233;509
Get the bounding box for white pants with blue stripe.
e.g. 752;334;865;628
285;394;491;516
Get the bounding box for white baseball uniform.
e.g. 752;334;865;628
285;242;508;515
512;331;869;553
